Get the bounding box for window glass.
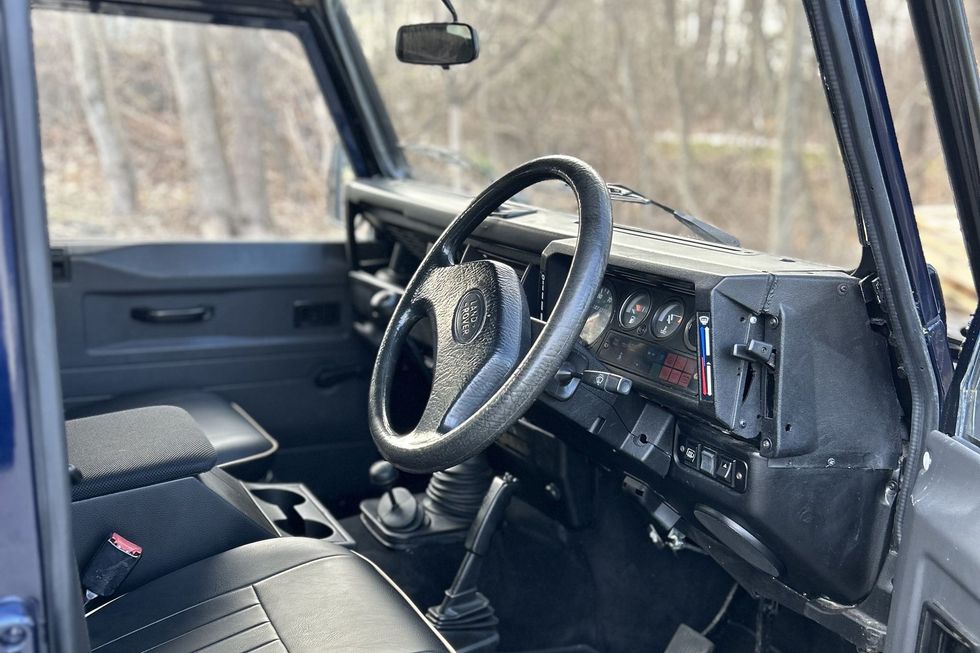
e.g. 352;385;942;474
347;0;861;267
32;11;347;241
868;0;977;336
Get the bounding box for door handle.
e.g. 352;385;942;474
130;305;214;324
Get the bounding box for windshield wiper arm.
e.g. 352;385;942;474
606;183;741;247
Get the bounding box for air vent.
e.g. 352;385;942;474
916;603;978;653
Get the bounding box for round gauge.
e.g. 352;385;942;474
619;291;653;330
651;300;686;340
581;285;614;345
683;317;697;351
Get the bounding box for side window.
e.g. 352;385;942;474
32;11;349;241
869;0;978;338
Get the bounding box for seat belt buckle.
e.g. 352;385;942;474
81;532;142;601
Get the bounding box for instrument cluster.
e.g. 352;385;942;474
581;277;700;396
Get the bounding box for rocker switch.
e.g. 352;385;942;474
715;457;735;484
698;448;717;476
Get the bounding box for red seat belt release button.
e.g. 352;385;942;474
81;532;143;598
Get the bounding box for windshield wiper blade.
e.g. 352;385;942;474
606;183;741;247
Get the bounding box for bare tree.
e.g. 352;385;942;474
222;32;272;235
769;1;805;252
164;23;238;236
69;14;138;216
664;0;701;213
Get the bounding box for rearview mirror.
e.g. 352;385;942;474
396;23;479;67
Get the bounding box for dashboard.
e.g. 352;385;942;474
347;177;905;616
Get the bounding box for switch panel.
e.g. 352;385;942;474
679;439;747;492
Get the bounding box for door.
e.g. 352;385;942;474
32;10;377;506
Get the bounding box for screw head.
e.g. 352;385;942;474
827;457;837;467
0;625;27;647
738;419;747;428
768;316;779;328
544;482;561;501
838;283;849;295
761;438;772;450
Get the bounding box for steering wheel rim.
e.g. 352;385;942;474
368;155;612;473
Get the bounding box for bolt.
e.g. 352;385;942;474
887;480;900;492
544;482;561;501
749;315;758;324
827;457;837;467
0;625;27;648
761;438;772;451
768;316;779;328
838;283;849;295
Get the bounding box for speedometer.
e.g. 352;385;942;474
581;285;614;345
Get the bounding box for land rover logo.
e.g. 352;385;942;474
453;289;486;344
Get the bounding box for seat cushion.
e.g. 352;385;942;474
87;538;452;653
67;390;277;467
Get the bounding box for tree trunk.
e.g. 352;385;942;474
223;32;272;236
69;14;138;217
164;23;238;236
664;0;701;213
614;4;653;198
446;74;463;193
769;1;805;252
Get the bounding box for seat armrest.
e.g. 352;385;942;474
67;406;217;501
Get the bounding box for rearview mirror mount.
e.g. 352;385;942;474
396;22;479;67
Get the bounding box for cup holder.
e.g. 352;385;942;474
251;488;305;507
274;518;334;539
246;482;355;548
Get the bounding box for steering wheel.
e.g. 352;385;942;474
369;155;612;473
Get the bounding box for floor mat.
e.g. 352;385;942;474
342;472;735;653
341;471;856;653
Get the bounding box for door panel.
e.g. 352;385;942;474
887;430;980;652
53;240;376;504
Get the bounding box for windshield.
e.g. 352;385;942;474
346;0;861;267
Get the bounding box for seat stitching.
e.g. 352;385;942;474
252;585;288;653
137;604;267;653
240;641;282;653
91;551;348;651
247;553;348;588
187;620;274;653
92;590;260;652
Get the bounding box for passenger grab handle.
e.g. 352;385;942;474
130;305;214;324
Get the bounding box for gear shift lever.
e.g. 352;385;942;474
426;473;519;650
369;460;423;532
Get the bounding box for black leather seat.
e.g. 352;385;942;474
67;390;277;468
87;538;451;652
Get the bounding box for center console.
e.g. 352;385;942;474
67;406;353;595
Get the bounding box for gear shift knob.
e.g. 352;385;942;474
370;460;399;492
368;459;423;532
